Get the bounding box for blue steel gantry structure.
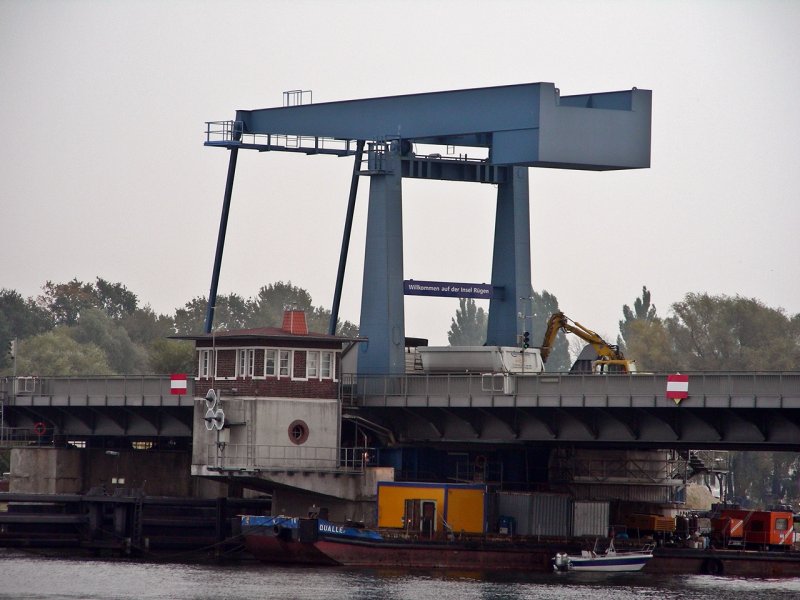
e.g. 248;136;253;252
203;83;652;375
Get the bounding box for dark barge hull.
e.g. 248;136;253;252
648;547;800;577
243;533;338;565
244;531;576;571
244;531;800;577
314;537;555;571
0;492;271;558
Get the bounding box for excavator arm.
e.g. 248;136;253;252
540;312;634;373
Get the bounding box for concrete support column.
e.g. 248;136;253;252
113;504;128;538
358;145;405;375
486;166;532;346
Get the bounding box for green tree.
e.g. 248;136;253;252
618;286;657;348
666;293;799;371
248;281;315;328
528;290;571;372
148;339;195;374
37;279;98;326
94;277;139;320
333;317;360;338
448;298;487;346
616;286;676;371
729;451;800;508
120;306;174;346
16;329;113;376
729;452;773;507
0;289;53;371
173;293;249;335
36;278;139;325
620;318;676;371
306;305;359;337
173;283;358;337
173;296;208;335
69;308;149;374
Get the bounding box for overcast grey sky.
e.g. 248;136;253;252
2;0;798;345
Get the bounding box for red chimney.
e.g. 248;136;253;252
281;310;308;335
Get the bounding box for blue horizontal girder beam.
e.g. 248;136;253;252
233;83;651;170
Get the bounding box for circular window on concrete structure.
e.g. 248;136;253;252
288;420;310;445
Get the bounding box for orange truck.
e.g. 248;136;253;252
715;510;793;547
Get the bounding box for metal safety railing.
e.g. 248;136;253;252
342;372;800;408
688;449;730;473
204;120;359;156
0;425;44;447
549;449;686;485
0;375;193;406
283;89;312;107
204;444;375;474
452;457;504;485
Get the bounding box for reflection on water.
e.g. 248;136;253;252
1;551;799;600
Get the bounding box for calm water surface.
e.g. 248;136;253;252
1;551;800;600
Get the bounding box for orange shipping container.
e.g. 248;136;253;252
626;513;676;533
377;482;486;535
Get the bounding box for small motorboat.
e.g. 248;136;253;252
553;539;654;573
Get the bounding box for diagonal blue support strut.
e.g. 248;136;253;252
329;140;365;335
204;147;239;334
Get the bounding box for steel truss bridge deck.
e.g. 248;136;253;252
344;372;800;450
4;373;800;449
0;377;194;441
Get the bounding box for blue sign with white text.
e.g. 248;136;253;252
403;280;494;299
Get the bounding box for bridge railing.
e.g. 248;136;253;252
203;444;374;473
549;448;685;484
0;376;194;406
343;372;800;408
204;120;359;156
0;426;42;447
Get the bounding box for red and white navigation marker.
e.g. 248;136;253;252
666;373;689;405
170;373;188;395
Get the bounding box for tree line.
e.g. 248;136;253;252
0;278;357;376
448;286;800;373
4;279;797;376
618;287;800;372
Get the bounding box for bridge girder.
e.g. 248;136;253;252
231;83;652;170
354;405;800;451
2;405;192;439
517;407;558;439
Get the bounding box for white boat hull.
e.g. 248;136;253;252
553;545;653;573
567;555;651;572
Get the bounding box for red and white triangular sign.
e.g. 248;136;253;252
666;373;689;404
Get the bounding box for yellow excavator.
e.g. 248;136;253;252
540;312;636;374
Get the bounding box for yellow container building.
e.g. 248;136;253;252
377;482;486;535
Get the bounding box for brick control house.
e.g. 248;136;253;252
176;310;366;495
